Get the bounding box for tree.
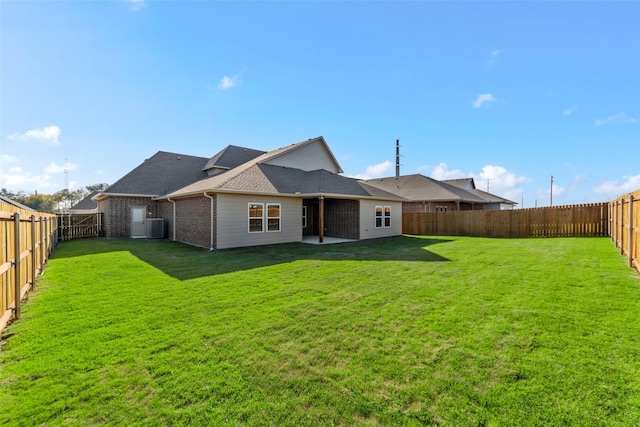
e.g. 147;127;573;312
86;183;109;193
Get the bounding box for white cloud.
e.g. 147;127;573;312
218;75;240;90
477;165;531;191
8;125;61;146
352;160;393;179
126;0;146;10
428;162;530;201
486;49;503;68
594;112;637;126
562;107;575;116
1;154;18;164
431;162;468;180
45;162;77;174
0;170;55;191
472;93;496;108
593;174;640;199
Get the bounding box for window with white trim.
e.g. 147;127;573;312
435;206;448;212
248;203;264;233
375;205;391;228
267;204;281;232
384;206;391;227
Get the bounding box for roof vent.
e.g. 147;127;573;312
177;156;182;160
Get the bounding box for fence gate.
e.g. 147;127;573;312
57;213;103;241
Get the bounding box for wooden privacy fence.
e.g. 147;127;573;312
57;213;103;241
609;190;640;274
1;201;57;334
402;203;609;238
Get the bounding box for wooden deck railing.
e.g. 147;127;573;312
1;201;57;333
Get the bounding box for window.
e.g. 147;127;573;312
249;203;281;233
302;206;307;228
267;204;281;232
375;206;391;228
248;203;263;232
384;206;391;227
435;206;448;212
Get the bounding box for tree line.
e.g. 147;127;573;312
0;184;109;214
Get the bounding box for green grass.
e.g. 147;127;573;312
1;236;639;426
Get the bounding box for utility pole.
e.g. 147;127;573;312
486;179;490;192
64;158;70;212
550;175;553;207
395;139;401;178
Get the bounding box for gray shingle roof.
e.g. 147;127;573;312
468;188;516;205
70;191;98;210
202;145;266;172
443;178;476;190
162;162;404;200
102;151;209;197
361;174;487;203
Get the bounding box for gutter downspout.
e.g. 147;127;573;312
204;192;215;251
167;198;176;241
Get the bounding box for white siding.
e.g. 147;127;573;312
264;140;341;173
359;200;403;240
217;193;302;249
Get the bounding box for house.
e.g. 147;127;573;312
443;178;517;210
69;191;99;214
363;175;516;212
94;137;404;249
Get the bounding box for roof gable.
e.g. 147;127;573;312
101;151;209;197
443;178;476;190
203;145;266;175
261;136;343;174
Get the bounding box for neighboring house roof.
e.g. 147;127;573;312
443;178;476;190
70;191;98;211
96;151;209;199
362;174;488;204
468;188;517;205
202;145;266;173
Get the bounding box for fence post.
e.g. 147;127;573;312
620;200;624;255
629;195;634;268
39;217;44;269
13;212;21;320
31;215;37;291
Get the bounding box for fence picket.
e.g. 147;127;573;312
402;203;610;238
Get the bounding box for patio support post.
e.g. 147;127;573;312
168;198;176;241
319;196;324;244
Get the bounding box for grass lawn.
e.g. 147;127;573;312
1;236;639;426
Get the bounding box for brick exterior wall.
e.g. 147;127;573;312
98;196;157;238
324;199;360;240
158;201;174;240
173;196;216;249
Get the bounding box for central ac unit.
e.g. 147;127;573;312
146;218;165;239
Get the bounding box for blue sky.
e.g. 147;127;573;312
2;0;638;207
